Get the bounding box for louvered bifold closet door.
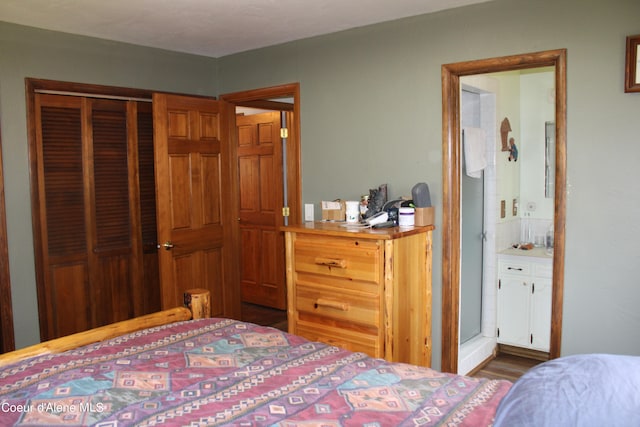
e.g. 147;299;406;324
34;94;159;340
36;95;89;339
90;99;138;327
136;103;161;314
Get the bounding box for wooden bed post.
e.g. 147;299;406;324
184;289;211;319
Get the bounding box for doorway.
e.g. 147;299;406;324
441;50;567;373
459;69;557;374
221;84;302;315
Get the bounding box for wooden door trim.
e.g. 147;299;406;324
441;50;567;373
220;83;302;225
0;125;15;352
26;78;154;101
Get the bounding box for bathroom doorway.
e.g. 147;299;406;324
441;49;567;374
459;69;557;374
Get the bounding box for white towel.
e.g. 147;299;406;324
463;127;487;178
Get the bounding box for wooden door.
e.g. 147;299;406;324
237;112;286;309
153;94;238;316
31;94;158;340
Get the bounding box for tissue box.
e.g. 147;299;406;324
321;200;346;221
414;207;435;226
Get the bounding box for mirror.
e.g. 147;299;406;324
545;121;555;198
625;34;640;93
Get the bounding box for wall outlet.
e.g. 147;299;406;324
304;203;314;222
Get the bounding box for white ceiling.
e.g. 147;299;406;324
0;0;491;57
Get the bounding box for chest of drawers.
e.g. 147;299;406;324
283;222;434;367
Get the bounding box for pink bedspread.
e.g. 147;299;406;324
0;318;510;426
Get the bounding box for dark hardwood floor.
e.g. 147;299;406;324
241;303;541;381
241;302;287;331
470;353;542;381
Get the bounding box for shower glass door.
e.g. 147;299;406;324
460;89;484;344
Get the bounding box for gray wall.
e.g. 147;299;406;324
1;0;639;371
0;22;218;347
218;0;640;369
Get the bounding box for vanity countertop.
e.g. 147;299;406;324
500;246;553;259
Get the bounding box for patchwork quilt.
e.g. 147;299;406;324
0;318;511;426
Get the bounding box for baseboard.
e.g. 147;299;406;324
498;344;550;361
459;336;498;375
466;349;498;377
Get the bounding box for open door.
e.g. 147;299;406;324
237;111;287;310
153;93;239;317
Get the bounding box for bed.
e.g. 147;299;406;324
0;308;511;426
493;353;640;427
5;308;636;427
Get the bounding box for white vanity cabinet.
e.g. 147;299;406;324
497;253;552;352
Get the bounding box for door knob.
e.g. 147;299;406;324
162;241;174;250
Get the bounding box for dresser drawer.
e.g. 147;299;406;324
295;284;381;329
296;322;381;357
498;259;531;276
294;235;381;284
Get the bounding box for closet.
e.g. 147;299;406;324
32;92;160;340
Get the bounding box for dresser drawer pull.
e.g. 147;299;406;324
314;298;349;311
508;267;523;271
314;257;347;268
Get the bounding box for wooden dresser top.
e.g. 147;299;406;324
283;221;435;240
